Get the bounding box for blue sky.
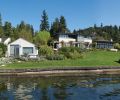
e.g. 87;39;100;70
0;0;120;31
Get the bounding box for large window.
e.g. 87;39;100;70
23;47;33;54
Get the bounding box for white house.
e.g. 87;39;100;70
0;37;11;45
58;34;76;48
53;33;92;50
7;38;38;57
59;34;76;43
77;35;92;49
77;35;92;44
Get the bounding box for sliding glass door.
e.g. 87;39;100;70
10;45;19;57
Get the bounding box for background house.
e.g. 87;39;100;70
7;38;38;57
53;33;92;50
0;37;11;45
77;35;92;49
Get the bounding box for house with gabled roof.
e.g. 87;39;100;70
7;38;38;57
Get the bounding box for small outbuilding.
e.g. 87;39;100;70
96;40;113;49
7;38;38;57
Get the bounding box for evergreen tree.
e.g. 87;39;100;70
113;25;120;43
101;23;103;28
40;10;49;31
30;25;34;36
12;27;19;40
50;18;60;36
59;16;67;33
17;21;33;42
0;13;3;37
73;29;77;34
50;16;69;37
4;21;13;37
0;13;2;26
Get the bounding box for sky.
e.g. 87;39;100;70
0;0;120;31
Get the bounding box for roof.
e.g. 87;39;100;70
0;37;10;42
9;38;35;46
55;33;92;38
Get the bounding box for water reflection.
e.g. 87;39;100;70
0;74;120;100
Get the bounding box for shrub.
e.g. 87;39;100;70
114;43;120;50
118;59;120;63
59;47;84;59
39;45;53;56
34;31;50;46
46;54;65;60
59;47;81;54
65;51;83;59
0;43;7;57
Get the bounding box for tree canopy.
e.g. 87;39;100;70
34;31;50;47
50;16;69;37
75;24;120;43
0;14;3;37
17;21;33;42
40;10;49;31
0;11;119;44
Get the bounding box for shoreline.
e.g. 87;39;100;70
0;66;120;76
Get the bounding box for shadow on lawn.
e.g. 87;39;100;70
115;60;120;64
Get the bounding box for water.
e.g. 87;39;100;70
0;74;120;100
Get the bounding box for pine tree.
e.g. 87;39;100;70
12;27;19;40
30;25;34;36
4;21;13;37
0;13;3;37
0;13;2;26
50;18;60;36
17;21;33;42
40;10;49;31
59;16;67;33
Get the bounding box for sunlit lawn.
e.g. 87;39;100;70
2;50;120;69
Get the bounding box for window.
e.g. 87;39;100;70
23;47;33;54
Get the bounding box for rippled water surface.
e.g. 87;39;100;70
0;74;120;100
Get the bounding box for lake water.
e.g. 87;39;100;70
0;74;120;100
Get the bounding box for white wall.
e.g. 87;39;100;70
4;38;11;45
59;35;76;43
7;38;38;57
77;36;92;44
0;38;2;43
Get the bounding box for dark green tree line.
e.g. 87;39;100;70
50;16;69;37
76;24;120;43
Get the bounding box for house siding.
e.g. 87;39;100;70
7;38;38;57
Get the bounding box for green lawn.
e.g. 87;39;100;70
2;51;120;69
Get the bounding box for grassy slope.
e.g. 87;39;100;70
2;51;120;69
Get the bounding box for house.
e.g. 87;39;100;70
0;37;11;45
77;35;92;48
58;33;76;47
7;38;38;57
53;33;92;50
96;40;113;49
